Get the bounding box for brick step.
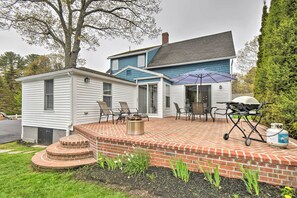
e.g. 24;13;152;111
59;134;89;148
46;142;94;160
32;150;97;170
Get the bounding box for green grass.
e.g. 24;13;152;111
0;142;43;152
0;142;129;198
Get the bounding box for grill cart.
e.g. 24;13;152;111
220;96;268;146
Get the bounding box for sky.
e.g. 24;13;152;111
0;0;269;72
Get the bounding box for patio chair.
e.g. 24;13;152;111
174;102;190;120
191;102;207;121
119;102;149;121
213;107;229;122
97;101;118;124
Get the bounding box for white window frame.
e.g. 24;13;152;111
103;82;112;108
111;59;119;70
44;79;54;110
165;84;170;108
137;55;145;67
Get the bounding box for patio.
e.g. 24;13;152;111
74;117;297;187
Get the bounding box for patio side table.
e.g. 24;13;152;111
126;116;144;135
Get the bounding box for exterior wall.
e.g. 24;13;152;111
22;126;38;143
170;81;232;117
149;59;230;78
74;75;137;125
115;68;157;82
22;76;72;131
53;129;66;143
111;54;146;73
22;126;66;144
147;47;160;64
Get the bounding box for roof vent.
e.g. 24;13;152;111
162;32;169;45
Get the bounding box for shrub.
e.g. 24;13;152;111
239;163;259;196
123;149;150;176
198;163;221;189
169;158;190;182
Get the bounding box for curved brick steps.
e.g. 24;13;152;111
46;142;94;160
59;134;89;148
32;150;96;170
32;134;96;170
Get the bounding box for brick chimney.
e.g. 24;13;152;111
162;32;169;45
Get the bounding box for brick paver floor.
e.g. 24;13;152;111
75;117;297;165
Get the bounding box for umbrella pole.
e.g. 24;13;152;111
200;77;202;103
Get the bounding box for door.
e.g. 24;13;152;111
138;84;158;114
138;85;147;113
198;85;211;107
38;128;53;145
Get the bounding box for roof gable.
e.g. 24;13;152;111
148;31;236;68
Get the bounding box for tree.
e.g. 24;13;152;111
0;0;161;68
23;55;53;76
254;0;297;138
0;52;26;72
235;36;259;74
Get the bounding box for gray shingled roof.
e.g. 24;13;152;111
147;31;236;68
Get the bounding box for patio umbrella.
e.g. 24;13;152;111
170;69;236;102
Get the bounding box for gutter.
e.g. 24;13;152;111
67;72;73;136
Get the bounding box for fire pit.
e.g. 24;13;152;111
126;115;144;135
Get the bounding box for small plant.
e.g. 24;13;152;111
198;163;221;189
123;149;150;176
97;153;105;169
281;186;295;198
233;194;239;198
105;157;117;170
239;163;260;196
169;158;190;182
146;173;157;181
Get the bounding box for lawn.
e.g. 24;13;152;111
0;142;129;198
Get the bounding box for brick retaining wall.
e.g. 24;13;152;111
76;128;297;187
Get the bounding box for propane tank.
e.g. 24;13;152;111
266;123;289;148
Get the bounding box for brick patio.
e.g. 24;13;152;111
74;117;297;187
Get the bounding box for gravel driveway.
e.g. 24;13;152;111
0;120;22;144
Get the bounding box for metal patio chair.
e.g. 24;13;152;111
174;102;190;120
97;101;118;124
191;102;207;121
119;101;149;121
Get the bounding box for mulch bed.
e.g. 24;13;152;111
74;165;290;198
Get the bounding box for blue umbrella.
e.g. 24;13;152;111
171;69;236;102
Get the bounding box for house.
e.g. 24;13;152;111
17;31;236;145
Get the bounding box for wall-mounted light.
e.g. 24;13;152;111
84;77;90;83
219;85;223;90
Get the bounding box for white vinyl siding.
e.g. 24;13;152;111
111;59;119;70
22;76;71;130
74;75;136;125
137;55;145;67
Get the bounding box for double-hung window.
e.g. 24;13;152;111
103;82;112;108
44;80;54;110
165;85;170;108
111;59;119;70
165;84;170;108
137;55;145;67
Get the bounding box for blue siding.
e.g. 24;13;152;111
115;68;157;82
147;47;160;64
150;59;230;78
111;54;146;74
138;78;160;83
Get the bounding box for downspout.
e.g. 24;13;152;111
67;72;73;136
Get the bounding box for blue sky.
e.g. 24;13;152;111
0;0;269;72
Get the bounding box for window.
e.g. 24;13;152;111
111;59;118;70
44;80;54;110
165;84;170;108
126;70;132;76
103;82;112;108
137;55;145;67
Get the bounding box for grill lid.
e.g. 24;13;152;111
232;96;260;105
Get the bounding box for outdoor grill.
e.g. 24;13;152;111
222;96;268;146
